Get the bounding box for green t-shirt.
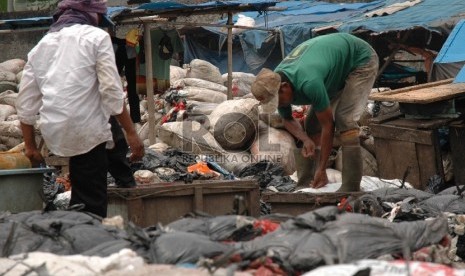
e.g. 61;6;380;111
276;33;373;119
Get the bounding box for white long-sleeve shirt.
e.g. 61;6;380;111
16;24;125;157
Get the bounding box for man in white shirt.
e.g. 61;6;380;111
16;0;144;218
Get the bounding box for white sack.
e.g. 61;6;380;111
0;104;16;121
0;81;17;93
0;59;26;74
185;59;223;84
295;176;413;193
178;86;227;103
158;121;225;155
170;65;187;84
0;71;16;82
1;249;144;276
208;98;259;150
174;78;227;94
0;90;17;107
250;122;297;175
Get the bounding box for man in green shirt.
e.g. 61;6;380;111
251;33;378;192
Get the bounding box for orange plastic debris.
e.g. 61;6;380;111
187;161;216;176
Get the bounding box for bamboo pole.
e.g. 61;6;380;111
144;23;156;145
227;12;233;100
7;0;14;12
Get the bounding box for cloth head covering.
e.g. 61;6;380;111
49;0;109;33
251;68;281;113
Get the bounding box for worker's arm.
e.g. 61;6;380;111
312;107;335;188
95;33;144;162
114;105;145;162
19;122;44;167
16;60;44;167
283;118;316;157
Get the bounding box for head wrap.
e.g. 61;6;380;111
49;0;108;33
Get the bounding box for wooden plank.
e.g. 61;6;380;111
44;156;69;174
107;180;260;226
385;117;453;130
416;143;441;191
261;192;362;203
268;203;317;216
371;124;434;145
145;196;192;226
248;186;260;217
374;138;422;189
127;198;145;226
369;111;402;124
369;79;453;101
194;187;204;212
107;180;258;199
261;192;364;216
371;79;453;96
45;156;69;166
369;81;465;104
449;125;465;185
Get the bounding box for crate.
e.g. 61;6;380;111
449;123;465;185
107;180;260;227
370;115;459;190
0;167;55;213
261;192;363;216
45;156;69;175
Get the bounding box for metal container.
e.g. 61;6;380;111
0;168;55;213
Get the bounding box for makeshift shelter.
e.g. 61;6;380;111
1;1;280;145
454;66;465;84
430;19;465;82
3;0;465;144
183;0;465;75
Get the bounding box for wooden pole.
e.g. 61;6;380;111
144;23;156;145
227;12;233;100
376;30;412;80
7;0;14;12
278;28;285;59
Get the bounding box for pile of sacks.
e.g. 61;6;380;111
0;59;30;152
154;59;385;183
0;56;387;188
154;59;298;178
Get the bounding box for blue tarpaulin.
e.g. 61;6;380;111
431;19;465;81
454;66;465;83
3;0;465;74
188;0;465;73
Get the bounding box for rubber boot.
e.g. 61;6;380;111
337;145;362;192
293;148;318;189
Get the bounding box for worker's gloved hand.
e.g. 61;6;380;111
126;132;145;162
24;147;45;167
311;168;328;189
302;138;315;158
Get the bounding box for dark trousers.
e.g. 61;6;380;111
69;142;109;218
125;58;141;124
108;117;136;188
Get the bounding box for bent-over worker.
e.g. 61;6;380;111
251;33;379;192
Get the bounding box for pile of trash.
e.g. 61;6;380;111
2;184;465;275
0;57;398;191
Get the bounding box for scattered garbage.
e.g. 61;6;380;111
2;54;465;276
